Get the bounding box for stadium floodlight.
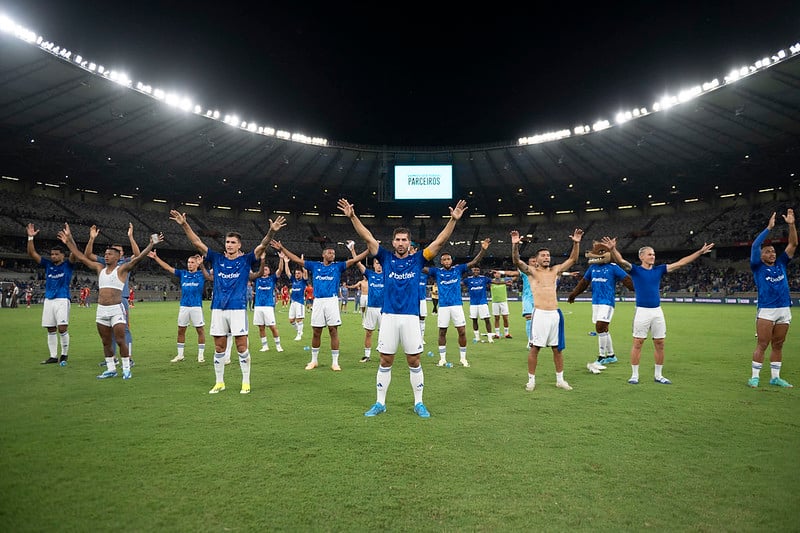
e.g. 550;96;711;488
276;130;291;140
585;207;603;212
684;198;699;203
1;175;20;181
758;188;774;193
153;198;167;203
719;193;736;198
497;214;514;217
618;205;634;209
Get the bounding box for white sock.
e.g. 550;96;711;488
770;361;782;379
473;330;481;341
105;357;117;372
122;357;131;372
459;346;467;361
47;332;58;357
364;348;371;358
239;351;251;385
177;343;185;357
274;336;281;348
528;373;535;386
556;371;565;383
377;366;391;404
751;361;762;379
260;336;267;347
198;344;205;358
332;350;340;366
655;364;663;378
438;346;447;362
59;331;69;356
598;332;607;357
311;347;319;363
631;364;640;380
606;333;615;356
495;328;501;337
214;353;226;382
410;365;424;404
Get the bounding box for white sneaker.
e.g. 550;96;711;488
223;356;231;365
586;362;602;374
197;355;205;363
525;382;536;391
275;345;284;352
436;360;447;367
170;355;184;363
460;359;470;368
259;345;269;352
556;381;573;391
294;335;302;341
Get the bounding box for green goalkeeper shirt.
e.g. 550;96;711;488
490;279;509;303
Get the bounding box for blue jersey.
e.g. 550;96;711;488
40;258;74;299
465;275;491;305
254;274;279;307
366;270;385;309
290;277;308;304
418;277;427;300
375;246;426;315
629;263;667;308
751;228;792;308
584;263;628;306
304;261;347;298
339;284;349;298
429;263;468;307
174;269;205;307
206;249;258;310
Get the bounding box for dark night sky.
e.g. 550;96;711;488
3;1;800;146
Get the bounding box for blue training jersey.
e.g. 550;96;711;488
465;275;491;305
206;248;258;310
40;257;74;299
584;263;628;306
429;263;468;307
751;228;792;308
366;269;385;309
629;263;667;308
304;261;347;298
375;246;426;315
174;269;205;307
254;273;279;307
290;277;308;304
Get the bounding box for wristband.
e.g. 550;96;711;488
28;236;34;241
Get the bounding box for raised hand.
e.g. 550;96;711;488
269;216;287;232
26;223;39;237
449;199;468;220
337;198;354;218
89;224;100;239
169;210;186;225
699;242;715;254
767;212;776;230
510;230;521;245
127;222;134;237
148;250;158;258
600;236;617;250
269;239;282;251
481;237;491;250
783;208;795;225
570;228;584;243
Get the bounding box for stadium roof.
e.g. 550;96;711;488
1;29;799;217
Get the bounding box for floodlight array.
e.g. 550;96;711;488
0;14;328;147
519;40;800;146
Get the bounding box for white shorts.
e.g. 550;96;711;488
289;301;305;320
253;306;276;326
95;303;127;328
311;296;342;327
632;307;666;339
469;303;491;319
591;304;615;324
362;307;382;331
419;299;427;318
530;309;560;347
492;301;509;316
210;309;249;337
177;306;205;328
757;307;792;325
437;305;466;328
359;295;368;309
41;298;70;327
377;314;424;355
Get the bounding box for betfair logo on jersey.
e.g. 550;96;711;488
217;272;241;279
766;274;785;283
182;281;200;287
388;271;415;280
591;277;609;283
316;275;334;281
440;278;458;285
48;272;65;279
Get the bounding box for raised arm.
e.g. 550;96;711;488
25;223;42;263
337;199;379;256
269;240;303;266
169;210;208;255
119;234;161;274
253;216;287;257
783;208;797;258
347;240;367;274
554;228;584;274
57;224;100;272
601;236;631;271
147;249;176;275
510;231;532;275
276;251;287;278
466;238;491;268
198;255;213;281
666;242;715;273
128;222;141;257
424;200;468;260
84;224;100;261
345;248;369;268
250;253;266;281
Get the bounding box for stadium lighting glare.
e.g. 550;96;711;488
153;198;167;203
119;194;134;198
526;212;544;216
719;193;736;198
469;214;486;218
617;205;634;210
215;205;231;210
684;198;699;203
585;207;603;212
650;202;667;206
244;208;261;212
386;215;403;219
497;213;514;217
361;214;375;218
758;188;774;193
302;212;319;216
274;210;290;214
555;210;573;214
183;202;199;207
1;175;20;181
414;215;431;219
